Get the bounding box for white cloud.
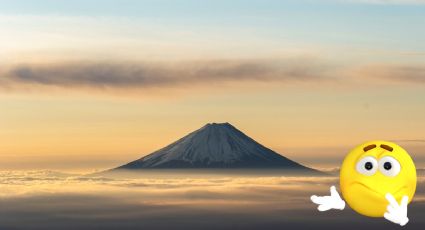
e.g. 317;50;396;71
0;170;424;229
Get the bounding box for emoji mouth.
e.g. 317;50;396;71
393;185;408;196
352;182;383;197
351;182;407;198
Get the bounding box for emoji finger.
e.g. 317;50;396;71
330;186;339;197
386;204;395;214
401;195;409;207
311;195;327;204
385;193;399;208
318;204;331;211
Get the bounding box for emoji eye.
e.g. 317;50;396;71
379;156;401;177
356;156;378;176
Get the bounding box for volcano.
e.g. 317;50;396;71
113;122;316;172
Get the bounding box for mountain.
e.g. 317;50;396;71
113;122;316;172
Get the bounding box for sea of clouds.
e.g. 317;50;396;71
0;170;424;230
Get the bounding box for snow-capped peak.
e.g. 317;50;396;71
116;122;310;169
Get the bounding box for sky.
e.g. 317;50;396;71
0;0;424;172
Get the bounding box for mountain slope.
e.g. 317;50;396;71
114;122;315;171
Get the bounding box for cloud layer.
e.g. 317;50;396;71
0;170;424;230
1;59;424;96
356;64;425;84
1;59;332;91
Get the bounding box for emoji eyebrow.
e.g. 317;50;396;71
380;144;393;152
363;144;377;152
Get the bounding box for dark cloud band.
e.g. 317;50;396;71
1;59;331;90
1;60;424;94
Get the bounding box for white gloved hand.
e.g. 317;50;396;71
311;186;345;211
384;193;409;226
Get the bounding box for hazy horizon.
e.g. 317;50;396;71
1;122;425;173
1;122;424;173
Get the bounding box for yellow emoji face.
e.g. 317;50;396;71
340;141;416;217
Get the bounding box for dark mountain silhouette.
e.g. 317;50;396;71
113;122;317;172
